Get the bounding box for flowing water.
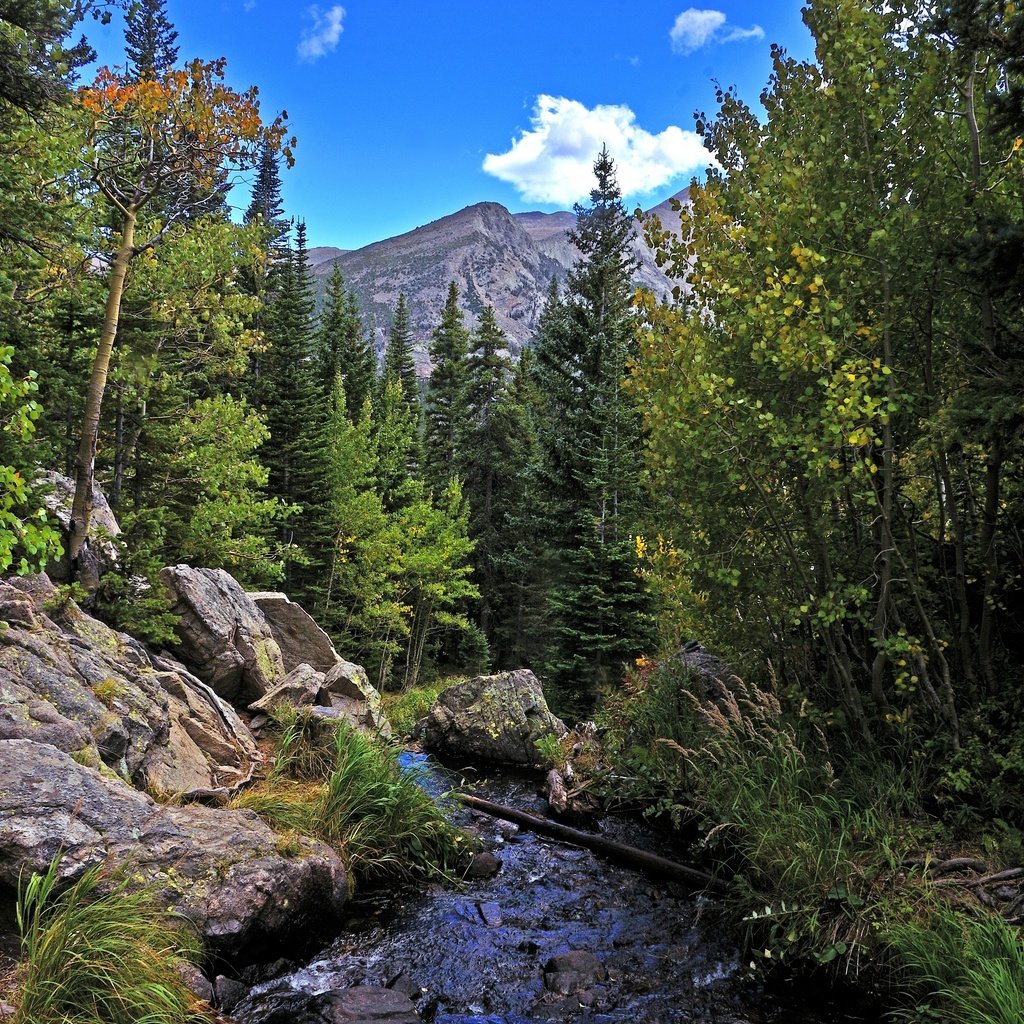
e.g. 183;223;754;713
234;754;880;1024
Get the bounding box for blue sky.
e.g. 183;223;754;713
86;2;816;250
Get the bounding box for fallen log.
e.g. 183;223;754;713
456;792;728;893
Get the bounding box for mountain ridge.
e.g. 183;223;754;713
311;188;690;370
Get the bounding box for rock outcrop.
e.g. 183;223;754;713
159;565;285;704
0;740;347;958
0;574;258;795
247;659;391;738
416;669;566;766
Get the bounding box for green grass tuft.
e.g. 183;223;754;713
13;857;207;1024
890;904;1024;1024
383;681;451;737
233;708;473;885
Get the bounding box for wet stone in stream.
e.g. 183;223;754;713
234;762;875;1024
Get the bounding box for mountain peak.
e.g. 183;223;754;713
312;189;684;371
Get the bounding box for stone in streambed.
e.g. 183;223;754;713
415;668;566;766
465;850;503;879
543;950;607;995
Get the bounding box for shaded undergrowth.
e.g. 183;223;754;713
593;657;1024;1021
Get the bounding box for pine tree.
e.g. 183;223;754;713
380;292;420;411
423;280;470;492
377;291;422;482
124;0;179;79
532;150;652;707
488;346;549;668
317;263;374;418
260;220;332;599
244;140;289;254
462;305;512;640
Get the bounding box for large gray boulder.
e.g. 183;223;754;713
248;592;392;737
159;565;285;705
416;669;566;766
249;592;339;673
247;660;392;739
0;575;259;796
0;740;348;958
323;658;391;737
248;662;328;716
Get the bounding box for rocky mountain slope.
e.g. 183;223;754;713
311;189;690;370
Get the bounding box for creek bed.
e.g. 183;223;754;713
234;755;879;1024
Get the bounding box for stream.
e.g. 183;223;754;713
233;754;880;1024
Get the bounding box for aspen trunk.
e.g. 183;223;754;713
69;209;137;582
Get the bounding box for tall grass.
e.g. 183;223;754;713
890;904;1024;1024
597;659;928;971
13;857;207;1024
233;707;472;884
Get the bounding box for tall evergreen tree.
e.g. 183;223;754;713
124;0;179;79
462;305;512;639
380;291;420;411
377;291;423;480
532;150;652;706
244;140;289;253
260;220;332;599
423;280;471;492
317;263;374;418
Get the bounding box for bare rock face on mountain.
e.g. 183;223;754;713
311;189;690;373
0;739;347;958
416;669;566;766
160;565;285;705
0;574;258;796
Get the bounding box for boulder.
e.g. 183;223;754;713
324;658;391;737
248;663;329;717
249;592;340;673
159;565;285;705
543;950;607;995
415;669;566;766
249;593;392;737
0;575;258;795
0;739;348;959
240;985;420;1024
34;469;122;588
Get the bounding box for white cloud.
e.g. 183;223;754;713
483;95;711;206
297;5;345;62
669;8;764;54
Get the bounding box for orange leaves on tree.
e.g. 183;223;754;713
77;58;292;215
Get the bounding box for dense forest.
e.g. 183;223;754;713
2;0;1024;1021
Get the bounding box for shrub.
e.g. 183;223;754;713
13;857;206;1024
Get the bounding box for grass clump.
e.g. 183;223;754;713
12;857;207;1024
597;657;929;973
890;903;1024;1024
233;707;472;884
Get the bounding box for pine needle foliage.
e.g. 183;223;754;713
13;858;206;1024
